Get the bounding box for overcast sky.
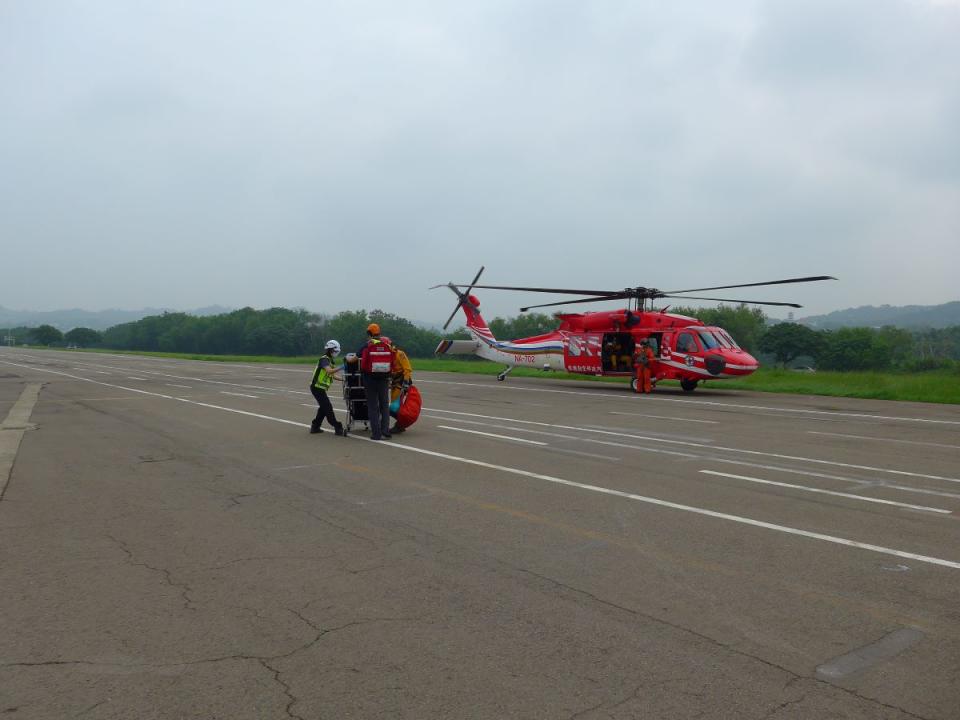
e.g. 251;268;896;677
2;0;958;325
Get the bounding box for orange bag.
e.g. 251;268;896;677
395;385;422;429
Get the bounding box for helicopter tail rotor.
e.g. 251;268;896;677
432;266;485;331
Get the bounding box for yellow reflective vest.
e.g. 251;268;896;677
312;357;338;391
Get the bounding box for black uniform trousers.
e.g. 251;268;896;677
310;386;340;429
362;374;391;439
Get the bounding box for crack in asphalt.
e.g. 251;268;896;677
73;699;106;717
1;619;412;670
567;678;640;720
606;685;642;713
225;491;265;508
371;507;939;719
301;508;380;546
104;532;198;611
202;554;339;571
763;689;808;718
513;566;936;720
136;455;175;464
1;617;419;720
567;697;607;720
259;658;307;720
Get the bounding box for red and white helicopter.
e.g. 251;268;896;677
434;267;835;392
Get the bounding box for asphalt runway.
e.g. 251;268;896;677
1;347;958;719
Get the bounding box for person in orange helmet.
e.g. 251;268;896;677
358;323;393;440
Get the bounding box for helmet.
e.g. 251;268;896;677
324;339;341;355
367;323;380;335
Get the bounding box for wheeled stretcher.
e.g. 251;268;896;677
342;356;368;434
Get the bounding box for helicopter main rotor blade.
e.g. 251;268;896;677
660;294;803;308
451;284;623;296
442;303;461;331
464;266;484;294
664;275;836;295
520;294;631;312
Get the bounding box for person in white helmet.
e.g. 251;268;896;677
309;340;345;435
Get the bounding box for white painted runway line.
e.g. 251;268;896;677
221;391;259;399
127;376;147;381
166;383;192;389
10;354;307;398
12;351;958;492
807;430;960;450
699;470;951;514
552;448;621;462
705;458;960;500
3;358;959;572
609;411;719;424
274;463;336;471
415;377;960;426
30;352;958;437
420;413;702;460
647;396;960;426
438;425;548;446
585;423;715;444
424;407;960;484
420;413;960;500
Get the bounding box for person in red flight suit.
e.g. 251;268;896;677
634;339;656;394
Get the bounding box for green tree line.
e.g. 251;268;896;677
757;322;960;372
5;305;960;371
97;307;454;358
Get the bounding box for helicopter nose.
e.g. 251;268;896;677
733;350;760;373
705;354;726;376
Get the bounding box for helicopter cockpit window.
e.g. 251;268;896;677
709;330;732;348
697;331;721;350
676;332;698;353
718;330;740;349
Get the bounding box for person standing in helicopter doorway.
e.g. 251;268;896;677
634;338;656;393
309;340;345;435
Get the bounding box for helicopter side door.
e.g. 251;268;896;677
562;332;603;374
671;330;704;372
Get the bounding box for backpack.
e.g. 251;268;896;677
395;385;422;429
361;339;394;375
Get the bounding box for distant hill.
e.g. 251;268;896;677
799;302;960;329
0;305;234;332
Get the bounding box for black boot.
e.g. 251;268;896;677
310;422;323;434
334;423;344;436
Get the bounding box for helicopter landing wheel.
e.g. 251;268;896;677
497;373;506;381
680;378;699;392
630;377;639;393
